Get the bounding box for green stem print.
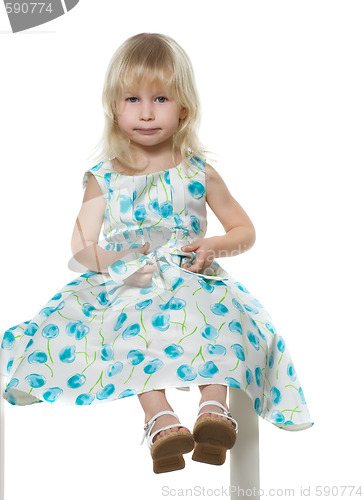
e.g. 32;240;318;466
177;326;197;344
99;328;105;344
108;205;119;225
218;287;228;304
229;359;239;371
57;311;75;321
191;345;205;365
151;217;162;227
158;173;168;199
45;363;53;377
84;336;89;363
254;320;275;338
285;384;298;391
47;339;53;364
124;365;135;384
264;373;272;389
196;302;207;323
281;407;302;420
142;373;152;392
89;370;104;392
276;351;284;379
137;333;148;348
140;309;147;333
81;352;97;373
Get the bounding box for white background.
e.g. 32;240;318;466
0;1;363;499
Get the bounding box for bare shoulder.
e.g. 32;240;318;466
204;161;255;233
83;172;106;204
204;162;228;201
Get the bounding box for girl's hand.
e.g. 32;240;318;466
124;263;157;288
123;241;157;288
180;238;217;275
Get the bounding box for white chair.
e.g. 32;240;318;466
0;377;260;500
229;386;260;500
0;374;5;500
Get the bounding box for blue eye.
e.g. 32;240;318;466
127;97;138;103
156;96;167;103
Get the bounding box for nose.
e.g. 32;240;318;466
140;101;154;121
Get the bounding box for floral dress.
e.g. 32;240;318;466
0;156;313;431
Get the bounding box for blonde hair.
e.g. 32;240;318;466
88;32;214;171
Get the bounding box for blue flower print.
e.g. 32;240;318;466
255;367;262;387
210;303;229;316
66;321;90;341
67;373;86;388
247;331;260;350
270;410;285;424
76;393;95;405
122;324;140;340
96;384;115;400
246;367;253;386
270;386;282;405
228;320;243;335
190;215;200;234
151;313;170;331
1;329;15;349
28;351;47;364
201;324;219;340
43;387;63;403
164;344;184;358
144;359;163;374
299;387;306;404
231;344;245;361
42;324;59;339
119;195;133;213
254;398;262;416
198;361;219;378
287;363;297;381
160;201;173;218
59;345;76;363
225;377;241;389
207;344;226;356
101;344;114;361
277;337;286;352
177;364;197;382
148;199;161;215
25;373;46;388
188;180;205;199
134;204;147;221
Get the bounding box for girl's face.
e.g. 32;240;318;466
116;80;187;150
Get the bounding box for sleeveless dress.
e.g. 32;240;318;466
0;156;313;431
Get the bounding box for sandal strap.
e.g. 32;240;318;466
140;410;180;447
197;400;239;434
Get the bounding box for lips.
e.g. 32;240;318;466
136;128;159;134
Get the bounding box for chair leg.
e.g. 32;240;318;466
0;374;5;500
229;386;260;500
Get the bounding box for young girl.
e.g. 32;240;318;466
0;32;313;475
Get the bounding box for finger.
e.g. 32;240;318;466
186;252;206;273
138;264;157;274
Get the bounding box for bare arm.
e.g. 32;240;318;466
205;163;256;257
70;174;132;273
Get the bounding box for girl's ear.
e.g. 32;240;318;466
179;107;188;120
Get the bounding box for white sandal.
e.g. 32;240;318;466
140;410;194;474
192;400;239;466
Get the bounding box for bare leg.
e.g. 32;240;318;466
138;389;190;444
197;384;234;426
